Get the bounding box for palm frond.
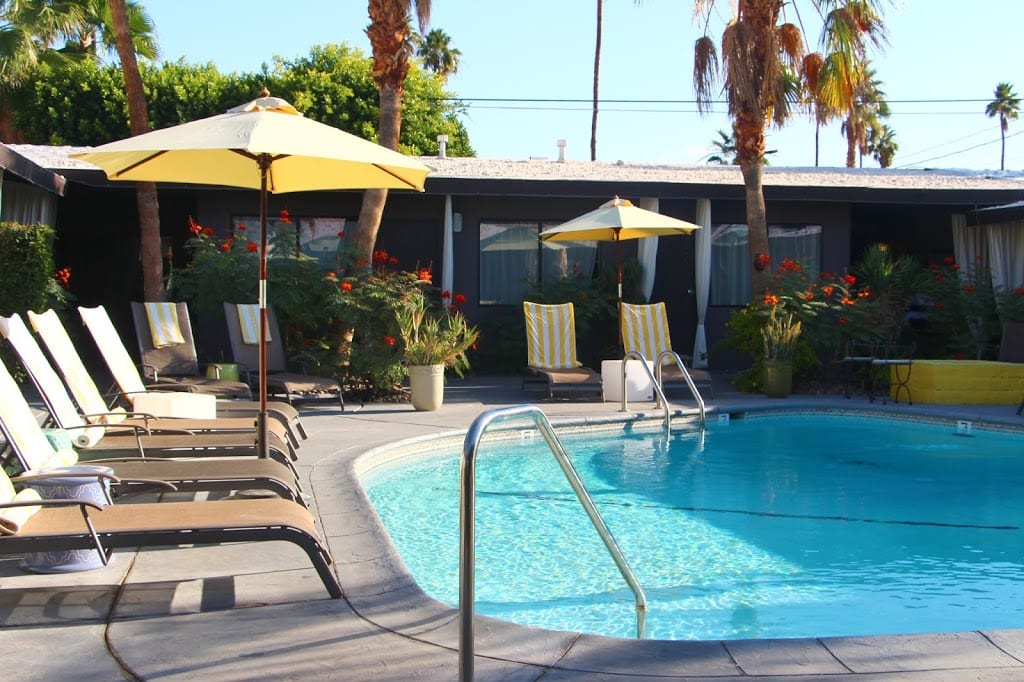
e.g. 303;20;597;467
693;34;719;113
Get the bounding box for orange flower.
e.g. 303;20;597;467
803;292;814;301
278;209;292;224
341;282;353;293
822;286;835;297
763;294;779;306
417;268;432;284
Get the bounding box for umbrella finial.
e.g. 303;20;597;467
259;86;270;98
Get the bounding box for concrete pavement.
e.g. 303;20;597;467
2;374;1024;681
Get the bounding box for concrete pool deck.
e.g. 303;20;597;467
3;374;1024;680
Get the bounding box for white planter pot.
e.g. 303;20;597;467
408;364;445;411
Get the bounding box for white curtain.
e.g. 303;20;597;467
951;213;987;273
692;198;711;368
986;221;1024;293
442;195;454;297
635;197;659;301
0;180;58;226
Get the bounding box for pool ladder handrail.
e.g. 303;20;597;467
619;350;706;428
459;405;648;682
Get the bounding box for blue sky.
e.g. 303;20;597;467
140;0;1022;171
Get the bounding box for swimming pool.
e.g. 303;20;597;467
361;412;1024;641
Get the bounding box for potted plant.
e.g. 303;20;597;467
397;288;480;410
761;306;802;397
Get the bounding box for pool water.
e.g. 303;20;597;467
362;413;1024;640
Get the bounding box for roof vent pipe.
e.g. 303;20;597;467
557;139;567;163
437;134;449;159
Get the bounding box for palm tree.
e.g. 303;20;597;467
355;0;431;265
868;122;897;168
107;0;163;300
0;0;84;87
693;0;889;296
705;130;737;164
413;27;460;81
985;82;1020;171
839;68;887;167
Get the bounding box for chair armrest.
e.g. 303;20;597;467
12;469;121;486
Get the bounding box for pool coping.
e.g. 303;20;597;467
333;401;1024;679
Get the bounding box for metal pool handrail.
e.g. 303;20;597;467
459;405;648;681
620;350;672;432
656;350;706;426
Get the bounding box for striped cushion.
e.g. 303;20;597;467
620;302;672;364
237;304;271;344
144;302;185;348
523;302;579;369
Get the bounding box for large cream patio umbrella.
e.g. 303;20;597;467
540;196;700;300
72;91;431;458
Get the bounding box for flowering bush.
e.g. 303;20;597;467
170;215;448;401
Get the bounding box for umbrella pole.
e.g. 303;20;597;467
257;156;271;459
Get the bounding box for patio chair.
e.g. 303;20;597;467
619;301;714;399
223;303;345;409
0;352;304;504
522;301;602;399
0;465;341;598
25;308;303;450
65;306;306;441
997;322;1024;415
129;301;253;399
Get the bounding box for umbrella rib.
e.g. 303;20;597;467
112;150;170;178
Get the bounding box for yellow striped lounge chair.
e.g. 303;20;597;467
619;301;714;398
522;301;602;399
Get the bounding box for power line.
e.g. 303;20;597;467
442;96;996;105
894;129;1024;168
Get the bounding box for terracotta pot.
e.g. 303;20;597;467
408;364;445;411
763;359;793;398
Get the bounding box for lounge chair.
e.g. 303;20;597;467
2;311;299;451
0;352;304;504
522;301;602;399
22;310;300;469
31;306;305;442
0;465;341;598
619;301;714;399
129;301;253;399
997;321;1024;415
223;302;345;409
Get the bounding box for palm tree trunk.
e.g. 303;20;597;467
591;0;602;162
109;0;163;300
354;83;403;264
734;110;770;296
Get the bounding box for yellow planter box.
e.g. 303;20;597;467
897;360;1024;404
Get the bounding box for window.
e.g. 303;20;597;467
233;216;350;269
710;223;822;306
479;221;597;304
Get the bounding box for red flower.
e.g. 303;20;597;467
372;250;388;263
219;242;231;252
384;336;395;346
388;257;398;265
188;218;203;235
822;285;835;297
843;274;856;286
341;282;353;293
337;230;345;238
803;292;814;301
53;267;71;290
944;256;955;265
780;258;801;273
203;227;216;237
935;274;944;281
964;285;975;293
453;293;467;305
279;209;292;224
952;264;960;271
441;290;451;299
246;242;258;252
1015;287;1024;296
763;294;779;306
754;253;771;271
236;224;247;231
417;268;432;284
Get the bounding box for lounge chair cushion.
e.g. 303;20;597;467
0;488;42;535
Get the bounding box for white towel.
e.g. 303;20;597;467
145;302;185;348
237;304;270;345
0;488;41;535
